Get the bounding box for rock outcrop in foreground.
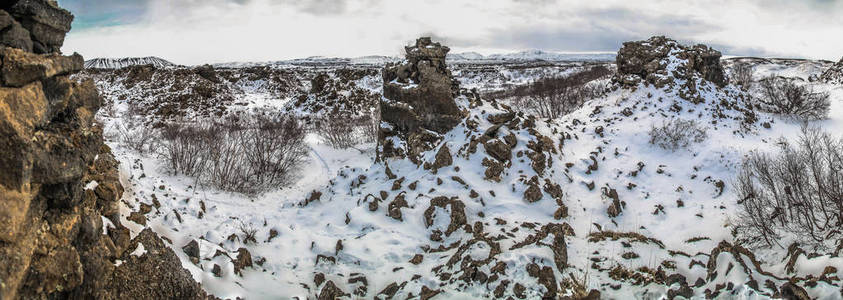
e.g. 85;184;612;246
0;0;73;54
0;1;208;298
378;37;465;162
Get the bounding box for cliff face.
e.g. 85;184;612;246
0;1;207;299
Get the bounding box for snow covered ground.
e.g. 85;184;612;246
93;57;843;299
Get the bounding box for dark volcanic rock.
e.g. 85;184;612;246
318;280;348;300
233;247;253;275
104;229;210;299
0;11;33;52
7;0;73;54
0;1;210;299
182;239;200;261
378;37;464;162
821;57;843;84
423;196;467;237
616;36;726;88
1;46;83;87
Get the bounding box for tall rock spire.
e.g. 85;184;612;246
378;37;464;163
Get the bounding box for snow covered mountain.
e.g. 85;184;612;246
85;56;176;69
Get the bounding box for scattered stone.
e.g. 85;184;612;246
314;273;325;287
266;229;278;242
127;211;146;226
523;182;542;203
388;193;408;221
181;240;200;263
409;254;423;265
233;247;253;275
423;196;467;237
378;282;400;299
431;144;452;171
484;139;511;162
419;286;441;300
317;280;348;300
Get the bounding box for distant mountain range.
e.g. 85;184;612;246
449;50;616;62
84;50;616;69
84;56;176;69
213;50;616;68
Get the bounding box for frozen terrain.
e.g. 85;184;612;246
82;46;843;299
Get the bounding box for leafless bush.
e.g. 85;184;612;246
159;115;307;194
116;115;157;153
648;119;707;151
757;76;830;120
243;116;309;190
160;122;211;177
731;64;753;91
238;221;258;244
735;126;843;249
506;66;613;119
315;112;377;148
316;115;357;148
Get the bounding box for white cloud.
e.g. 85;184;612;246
62;0;843;65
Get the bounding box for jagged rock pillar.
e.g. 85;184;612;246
378;37;463;163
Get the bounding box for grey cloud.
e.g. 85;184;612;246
445;7;721;52
289;0;348;15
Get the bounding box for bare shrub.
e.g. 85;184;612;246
315;112;378;149
204;123;249;192
116;116;157;154
757;76;830;120
238;221;258;244
731;63;753;91
648;119;707;151
243;116;309;189
505;66;613;119
159;115;307;194
160;122;210;177
316;115;357;148
735;126;843;249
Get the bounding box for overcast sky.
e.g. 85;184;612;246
59;0;843;65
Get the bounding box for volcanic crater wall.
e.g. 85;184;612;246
0;1;207;298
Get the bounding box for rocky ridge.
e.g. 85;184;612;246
0;1;209;298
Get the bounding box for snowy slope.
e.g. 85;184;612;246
92;51;843;299
85;56;176;69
